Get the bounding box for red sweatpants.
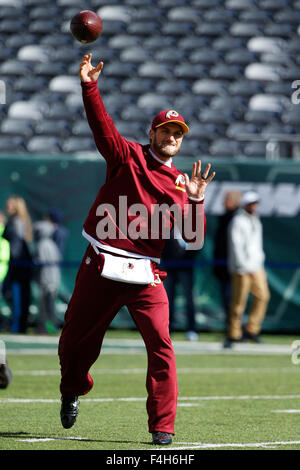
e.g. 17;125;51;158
58;245;178;434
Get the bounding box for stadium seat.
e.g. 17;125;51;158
62;136;96;153
1;118;35;137
72;120;92;137
245;109;281;124
137;93;174;110
213;36;247;51
17;45;50;62
138;62;172;79
209;138;243;157
247;36;284;53
225;49;258;65
156;79;191;96
243;141;267;158
239;9;271;23
29;5;61;19
264;23;296;37
29;19;60;34
189;48;222;65
27;136;62;153
192;79;228;96
14;77;48;93
49;76;81;94
154;48;186;64
193;0;223;7
210;64;244;80
47;102;77;121
0;60;31;76
131;7;165;21
167;6;200;22
225;0;257;8
178;36;210;50
226;122;262;139
230;22;264;37
127;21;161;36
121;78;155;94
199;108;237;125
120;47;153;63
180;138;210;156
0;135;26;152
174;63;207;79
203;8;238;23
35;119;71;137
188;122;224;140
8;101;47;120
229;79;264;96
248;94;291;113
97;5;133;23
121;104;155;124
259;0;291;10
103;62;137;78
108;34;142;49
196;22;228;36
114;121;144;140
35;62;65;77
244;63;282;81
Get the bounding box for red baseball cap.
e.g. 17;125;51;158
151;110;189;134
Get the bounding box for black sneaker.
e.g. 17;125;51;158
243;331;263;343
0;363;12;389
60;396;79;429
152;432;172;445
223;337;243;349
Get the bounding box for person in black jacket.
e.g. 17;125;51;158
161;227;199;341
2;196;33;333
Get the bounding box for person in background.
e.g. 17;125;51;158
2;196;33;333
0;211;10;293
225;191;270;348
213;191;241;330
0;211;10;331
47;208;69;257
33;220;61;334
161;226;198;341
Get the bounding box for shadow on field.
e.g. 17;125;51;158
0;431;152;446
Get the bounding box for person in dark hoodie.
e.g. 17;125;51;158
33;220;61;334
3;196;33;333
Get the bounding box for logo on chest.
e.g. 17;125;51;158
175;174;186;192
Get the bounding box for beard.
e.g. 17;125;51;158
152;136;181;159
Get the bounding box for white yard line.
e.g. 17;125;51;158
0;334;294;355
165;440;300;450
1;394;300;404
12;366;297;376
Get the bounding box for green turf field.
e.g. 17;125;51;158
0;331;300;451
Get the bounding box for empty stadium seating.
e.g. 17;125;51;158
0;0;299;158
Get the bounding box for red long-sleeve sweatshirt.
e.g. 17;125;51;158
81;80;206;262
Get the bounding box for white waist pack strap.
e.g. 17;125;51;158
100;252;155;285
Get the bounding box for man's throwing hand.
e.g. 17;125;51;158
184;160;215;200
79;53;103;83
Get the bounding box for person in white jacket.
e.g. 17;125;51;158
225;191;270;347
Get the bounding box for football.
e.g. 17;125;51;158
70;10;103;44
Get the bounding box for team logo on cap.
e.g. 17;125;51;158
166;110;179;119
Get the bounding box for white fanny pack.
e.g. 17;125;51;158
94;248;155;284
